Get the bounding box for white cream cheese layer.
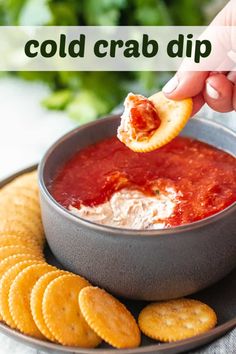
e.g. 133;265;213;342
69;187;180;230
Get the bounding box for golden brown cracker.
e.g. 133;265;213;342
0;217;37;237
42;274;101;347
0;235;42;256
0;254;42;280
0;245;43;262
0;203;41;223
0;187;39;207
0;230;30;239
79;286;141;349
9;263;55;338
0;193;40;215
4;215;43;238
0;230;43;249
3;171;38;192
138;298;217;342
30;270;67;342
119;92;192;153
0;172;39;217
0;260;42;327
0;219;30;236
0;253;41;321
0;186;40;214
0;219;45;248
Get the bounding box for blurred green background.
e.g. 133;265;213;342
0;0;226;123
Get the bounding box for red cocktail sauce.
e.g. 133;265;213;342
127;95;161;139
51;136;236;227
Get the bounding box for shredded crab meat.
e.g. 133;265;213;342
117;93;160;143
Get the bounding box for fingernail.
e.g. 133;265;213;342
162;76;179;94
206;82;219;100
227;71;236;84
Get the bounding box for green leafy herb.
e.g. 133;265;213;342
0;0;213;121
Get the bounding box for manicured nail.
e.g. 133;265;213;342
206;82;219;100
162;76;179;94
227;71;236;84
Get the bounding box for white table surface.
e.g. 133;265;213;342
0;77;235;354
0;77;76;181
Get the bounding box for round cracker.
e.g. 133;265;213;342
42;274;101;347
0;245;43;262
0;230;43;249
0;219;45;247
0;192;40;215
79;286;141;349
31;270;67;341
0;254;41;321
0;217;36;236
1;215;44;238
9;263;55;338
118;92;192;153
0;221;34;239
0;187;39;207
0;203;41;222
138;298;217;342
0;260;43;327
0;220;29;235
0;230;31;238
0;235;42;255
0;184;38;200
0;172;40;223
0;183;44;247
0;254;42;280
3;171;38;192
0;214;44;243
13;170;37;181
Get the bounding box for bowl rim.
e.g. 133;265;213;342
38;115;236;238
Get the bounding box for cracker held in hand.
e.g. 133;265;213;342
42;274;101;347
79;286;141;349
117;92;192;152
9;263;55;338
30;270;67;342
138;298;217;342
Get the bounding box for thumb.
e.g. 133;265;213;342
162;71;209;100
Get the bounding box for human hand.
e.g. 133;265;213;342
162;0;236;114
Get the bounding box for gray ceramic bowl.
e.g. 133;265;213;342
39;116;236;301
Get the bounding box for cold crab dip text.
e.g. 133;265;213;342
51;136;236;230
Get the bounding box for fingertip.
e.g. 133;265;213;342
162;76;179;95
227;71;236;85
163;72;208;100
204;74;234;112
